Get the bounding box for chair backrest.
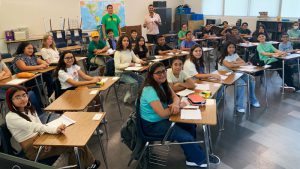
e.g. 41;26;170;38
1;53;12;59
54;78;63;99
104;58;115;76
51;30;67;47
69;29;83;45
0;123;20;156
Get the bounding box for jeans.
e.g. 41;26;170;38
118;71;144;97
235;74;259;109
141;119;206;165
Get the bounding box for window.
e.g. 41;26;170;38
281;0;300;18
249;0;280;17
224;0;248;16
203;0;223;16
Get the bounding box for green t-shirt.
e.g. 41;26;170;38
101;14;121;37
87;40;106;60
256;43;278;64
178;30;187;45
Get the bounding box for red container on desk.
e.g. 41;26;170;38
5;30;14;41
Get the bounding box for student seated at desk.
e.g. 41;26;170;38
180;31;197;51
225;26;247;45
183;45;220;80
139;62;220;168
279;34;300;53
200;24;215;39
0;53;12;99
129;29;138;45
12;42;54;97
287;21;300;49
218;42;260;113
252;24;270;42
256;33;297;92
167;56;195;92
133;36;149;60
5;86;100;169
41;35;59;64
114;35;145;103
54;52;101;97
177;23;188;45
106;29;117;50
239;22;251;37
88;31;109;75
219;21;231;36
154;35;177;55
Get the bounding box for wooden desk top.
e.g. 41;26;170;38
44;88;99;111
202;70;243;85
205;36;223;40
33;112;105;147
0;74;40;86
5;37;43;44
163;33;177;37
58;45;82;52
193;38;205;42
27;66;56;74
273;53;300;60
169;99;217;125
97;51;114;56
78;76;120;91
195;81;222;98
231;65;271;74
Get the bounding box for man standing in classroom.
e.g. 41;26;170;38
143;4;162;43
102;4;122;40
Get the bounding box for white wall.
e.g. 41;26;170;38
0;0;181;53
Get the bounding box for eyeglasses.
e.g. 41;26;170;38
64;57;74;60
13;93;28;101
153;69;166;76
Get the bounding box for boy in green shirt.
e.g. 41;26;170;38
101;4;121;40
177;24;188;45
287;21;300;49
88;31;109;75
256;33;297;92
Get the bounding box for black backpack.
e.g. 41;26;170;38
250;50;265;67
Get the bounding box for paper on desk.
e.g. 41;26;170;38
181;109;202;120
220;75;228;80
167;52;175;56
235;72;243;77
181;51;189;54
100;78;108;83
89;90;98;95
135;63;142;67
184;105;199;109
47;115;76;128
112;77;119;80
195;84;210;90
125;67;143;71
6;79;28;85
240;65;256;69
176;89;194;97
151;59;163;62
154;55;162;59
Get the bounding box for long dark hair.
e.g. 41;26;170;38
189;44;204;69
218;41;236;65
6;86;35;122
15;42;37;56
133;36;148;54
138;62;172;104
116;35;132;51
54;52;78;78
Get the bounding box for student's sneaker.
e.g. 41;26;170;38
123;91;131;103
251;102;260;108
87;160;101;169
186;154;220;168
237;108;246;113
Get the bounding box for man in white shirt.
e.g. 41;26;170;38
143;4;162;43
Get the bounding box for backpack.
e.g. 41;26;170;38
120;112;138;151
250;50;265;67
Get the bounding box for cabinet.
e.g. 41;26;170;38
155;8;172;34
256;20;294;41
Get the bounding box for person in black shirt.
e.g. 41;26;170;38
130;30;138;46
133;36;149;60
154;35;176;55
199;24;215;38
252;24;270;42
239;22;251;36
219;21;231;36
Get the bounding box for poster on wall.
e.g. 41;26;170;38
80;0;125;30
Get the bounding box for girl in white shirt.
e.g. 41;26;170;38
114;35;146;103
5;86;99;168
167;56;195;92
218;42;260;113
41;35;60;64
54;52;101;97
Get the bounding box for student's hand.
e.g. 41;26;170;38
56;124;66;134
44;146;52;152
179;101;187;108
38;64;47;69
140;60;146;65
129;63;135;67
91;78;99;83
210;74;221;80
169;103;180;115
95;76;102;81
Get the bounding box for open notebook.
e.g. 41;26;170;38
47;115;76;128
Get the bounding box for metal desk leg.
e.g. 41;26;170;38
264;70;268;107
34;78;45;107
282;60;285;94
298;58;300;87
233;82;237;116
219;86;226;131
96;129;109;169
207;126;213;154
246;74;251;119
113;84;123;121
34;146;44;162
98;94;109;140
74;147;83;169
203;125;211;169
39;75;50;105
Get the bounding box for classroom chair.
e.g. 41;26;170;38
69;28;83;46
51;30;67;48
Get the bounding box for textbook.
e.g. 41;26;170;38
47;115;76;128
188;94;206;106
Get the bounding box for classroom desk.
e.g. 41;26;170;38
44;88;99;112
272;53;300;94
169;99;217;169
33;111;108;169
231;65;271;118
0;74;40;86
78;77;123;120
201;47;214;73
195;81;222;98
57;45;82;53
5;37;43;54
